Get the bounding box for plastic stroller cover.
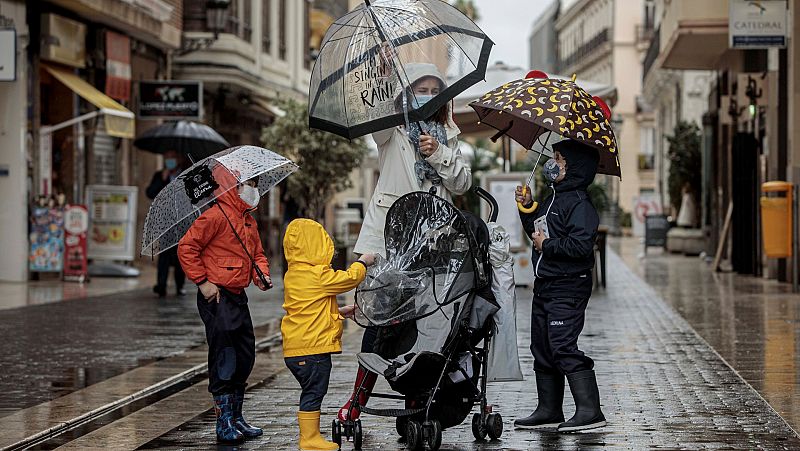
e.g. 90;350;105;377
354;192;485;328
486;223;523;382
355;192;496;383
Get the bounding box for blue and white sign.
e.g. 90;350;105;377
729;0;788;49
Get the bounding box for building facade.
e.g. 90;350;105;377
555;0;652;218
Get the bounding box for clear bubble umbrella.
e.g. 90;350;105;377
308;0;494;139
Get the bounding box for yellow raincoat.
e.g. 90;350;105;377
281;219;367;358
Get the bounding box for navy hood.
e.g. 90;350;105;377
552;139;599;192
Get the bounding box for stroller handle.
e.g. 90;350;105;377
473;187;498;223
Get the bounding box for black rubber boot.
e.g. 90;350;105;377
233;388;263;438
514;372;565;430
214;394;245;444
558;370;606;432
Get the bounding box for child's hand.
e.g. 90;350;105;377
532;228;546;253
339;304;357;319
199;281;220;303
254;275;272;291
359;253;377;266
515;185;533;206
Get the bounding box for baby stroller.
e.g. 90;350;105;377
334;188;504;450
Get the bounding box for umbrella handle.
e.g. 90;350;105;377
517;185;538;213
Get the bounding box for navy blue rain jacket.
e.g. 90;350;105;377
520;139;600;282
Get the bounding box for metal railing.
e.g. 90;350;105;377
557;28;609;73
642;25;660;81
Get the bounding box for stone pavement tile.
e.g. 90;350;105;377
613;237;800;431
135;250;800;450
0;284;284;417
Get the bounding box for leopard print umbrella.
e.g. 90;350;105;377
469;76;621;177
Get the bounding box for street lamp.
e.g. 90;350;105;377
205;0;231;39
179;0;231;55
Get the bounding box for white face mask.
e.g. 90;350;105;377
238;185;260;208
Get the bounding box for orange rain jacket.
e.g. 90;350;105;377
178;174;270;294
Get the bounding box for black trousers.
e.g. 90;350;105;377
285;353;332;411
157;247;185;290
530;277;594;375
197;288;255;396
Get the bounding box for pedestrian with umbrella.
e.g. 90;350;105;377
136;121;230;297
470;71;619;432
145;149;188;297
306;0;494;425
141;145;297;444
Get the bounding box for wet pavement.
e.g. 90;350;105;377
613;237;800;433
136;250;800;450
0;279;285;419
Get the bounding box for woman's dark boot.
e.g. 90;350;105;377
514;371;565;430
558;370;606;432
214;394;244;444
233;388;263;438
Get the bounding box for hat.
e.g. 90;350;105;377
404;63;446;88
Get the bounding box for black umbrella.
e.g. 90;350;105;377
134;121;230;161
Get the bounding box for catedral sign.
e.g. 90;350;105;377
729;0;788;48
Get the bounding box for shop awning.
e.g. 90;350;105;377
43;65;135;138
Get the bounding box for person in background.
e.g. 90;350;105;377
146;149;186;297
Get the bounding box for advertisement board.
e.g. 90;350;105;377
86;185;138;261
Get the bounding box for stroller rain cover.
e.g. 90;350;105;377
354;192;487;328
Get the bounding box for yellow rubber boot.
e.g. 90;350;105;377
298;411;339;451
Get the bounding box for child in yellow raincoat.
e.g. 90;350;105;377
281;219;376;451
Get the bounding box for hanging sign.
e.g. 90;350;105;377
0;28;15;81
729;0;788;48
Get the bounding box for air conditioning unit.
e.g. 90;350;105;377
41;13;86;68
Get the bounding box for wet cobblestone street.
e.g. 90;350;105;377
140;251;800;450
0;282;284;418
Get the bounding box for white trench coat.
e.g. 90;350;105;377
353;124;472;256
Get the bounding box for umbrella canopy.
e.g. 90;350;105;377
308;0;493;139
141;145;297;257
470;74;621;177
134;121;230;161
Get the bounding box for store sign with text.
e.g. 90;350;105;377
730;0;788;48
139;80;202;119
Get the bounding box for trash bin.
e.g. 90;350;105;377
761;181;793;258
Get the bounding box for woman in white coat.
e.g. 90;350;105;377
338;62;472;422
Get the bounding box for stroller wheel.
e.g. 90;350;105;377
472;413;488;440
423;419;442;451
353;419;363;450
406;420;424;450
487;413;503;439
332;419;342;445
396;416;409;438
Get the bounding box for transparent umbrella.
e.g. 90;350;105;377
308;0;493;139
141;145;298;268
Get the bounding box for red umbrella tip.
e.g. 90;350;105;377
593;95;612;120
525;70;548;80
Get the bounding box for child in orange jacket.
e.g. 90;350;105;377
178;176;271;445
281;218;376;451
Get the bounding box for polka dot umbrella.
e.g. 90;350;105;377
141;145;298;260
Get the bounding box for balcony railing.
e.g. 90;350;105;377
556;28;609;73
642;25;660;81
